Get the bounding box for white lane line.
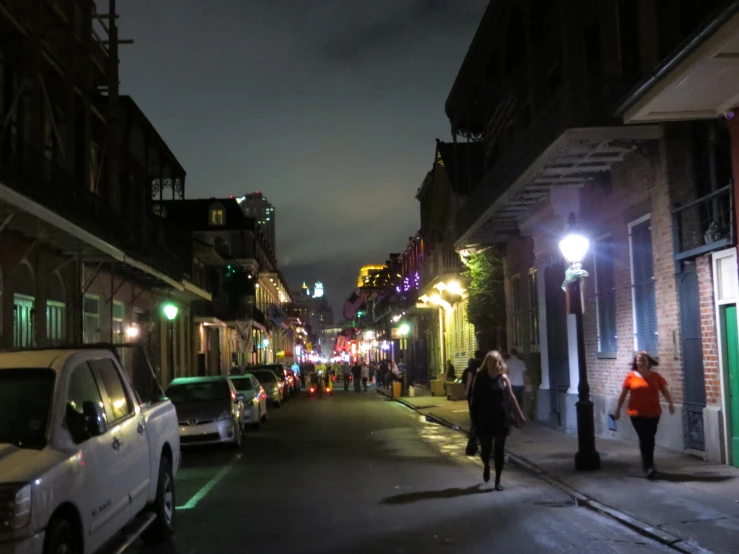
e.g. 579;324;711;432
176;454;242;510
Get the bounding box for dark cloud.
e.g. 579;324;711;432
117;0;487;311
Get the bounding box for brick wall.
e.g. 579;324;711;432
577;139;684;404
698;255;721;406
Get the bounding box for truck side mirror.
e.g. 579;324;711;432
82;401;108;437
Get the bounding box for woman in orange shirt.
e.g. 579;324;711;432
614;351;675;479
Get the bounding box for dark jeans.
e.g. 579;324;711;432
362;377;368;391
630;416;660;471
512;385;524;407
480;433;507;482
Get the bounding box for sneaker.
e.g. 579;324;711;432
483;465;490;483
646;467;657;480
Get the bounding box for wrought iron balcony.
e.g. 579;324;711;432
455;77;638;244
0;140;188;280
420;244;463;290
672;184;734;262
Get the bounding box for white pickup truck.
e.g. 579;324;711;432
0;346;181;554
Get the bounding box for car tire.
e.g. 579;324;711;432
44;516;80;554
142;456;175;544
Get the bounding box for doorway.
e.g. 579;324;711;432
720;304;739;467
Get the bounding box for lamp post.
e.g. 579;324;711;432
559;213;601;471
162;303;178;380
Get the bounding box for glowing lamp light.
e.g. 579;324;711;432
446;281;464;296
559;215;590;267
262;338;270;347
162;304;178;321
125;325;140;339
399;323;410;337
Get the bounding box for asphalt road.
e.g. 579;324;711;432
134;388;675;554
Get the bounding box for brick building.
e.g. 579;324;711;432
447;0;735;462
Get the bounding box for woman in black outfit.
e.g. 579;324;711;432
470;350;524;490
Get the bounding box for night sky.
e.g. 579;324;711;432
118;0;487;313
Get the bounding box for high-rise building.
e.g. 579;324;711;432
237;192;275;256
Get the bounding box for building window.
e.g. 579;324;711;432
46;300;66;345
83;295;100;344
13;295;34;348
510;274;522;348
594;237;617;356
629;216;658;354
209;203;225;226
112;301;125;344
528;268;539;347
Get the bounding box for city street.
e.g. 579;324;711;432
135;390;674;554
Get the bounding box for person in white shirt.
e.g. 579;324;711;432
506;349;526;407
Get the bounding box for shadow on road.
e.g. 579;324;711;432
380;484;492;505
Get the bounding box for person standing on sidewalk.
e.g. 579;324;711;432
463;352;483;454
506;349;526;407
361;361;370;392
470;351;524;490
614;351;675;479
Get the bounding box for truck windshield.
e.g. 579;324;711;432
0;369;55;449
166;380;230;402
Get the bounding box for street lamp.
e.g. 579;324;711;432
399;323;410;337
559;213;601;471
162;303;178;381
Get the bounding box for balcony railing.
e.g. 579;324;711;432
673;184;734;261
420;244;462;290
0;140;188;280
455;77;637;242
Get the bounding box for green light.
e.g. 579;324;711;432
163;303;179;321
399;323;410;337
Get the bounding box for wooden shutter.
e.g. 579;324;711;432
631;220;658;353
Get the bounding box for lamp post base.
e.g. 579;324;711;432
575;399;601;471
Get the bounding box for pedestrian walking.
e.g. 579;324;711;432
614;351;675;479
470;351;525;490
341;363;351;391
463;352;483;455
351;362;362;393
446;360;456;381
361;362;370;392
506;348;526;407
378;360;388;388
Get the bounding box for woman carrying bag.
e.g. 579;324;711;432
470;351;525;490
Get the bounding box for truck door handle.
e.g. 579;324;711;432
137;423;145;435
112;437;122;450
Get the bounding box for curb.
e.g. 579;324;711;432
378;390;706;554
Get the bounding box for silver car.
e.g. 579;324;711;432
167;376;246;448
251;369;284;408
229;373;268;430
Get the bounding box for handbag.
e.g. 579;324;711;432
502;376;525;428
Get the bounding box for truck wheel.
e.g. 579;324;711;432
142;456;175;544
44;517;80;554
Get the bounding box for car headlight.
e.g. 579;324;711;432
217;410;232;421
0;483;32;531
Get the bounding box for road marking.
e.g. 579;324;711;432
176;454;242;510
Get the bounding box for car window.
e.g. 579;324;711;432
230;377;253;391
166;380;230;402
90;358;133;423
251;378;261;390
66;363;104;444
253;372;276;383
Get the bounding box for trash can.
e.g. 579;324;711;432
392;381;402;398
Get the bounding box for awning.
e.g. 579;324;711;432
619;2;739;123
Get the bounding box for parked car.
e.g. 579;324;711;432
250;369;284;408
253;364;291;400
228;373;268;430
0;346;180;554
166;376;246;448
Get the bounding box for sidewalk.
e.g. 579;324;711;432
379;387;739;554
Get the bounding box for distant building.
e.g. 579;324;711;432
237;192;276;258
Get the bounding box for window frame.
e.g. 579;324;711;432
83;294;100;344
593;234;618;358
209;203;226;226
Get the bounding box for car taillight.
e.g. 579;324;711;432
310;387;315;393
325;388;330;393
